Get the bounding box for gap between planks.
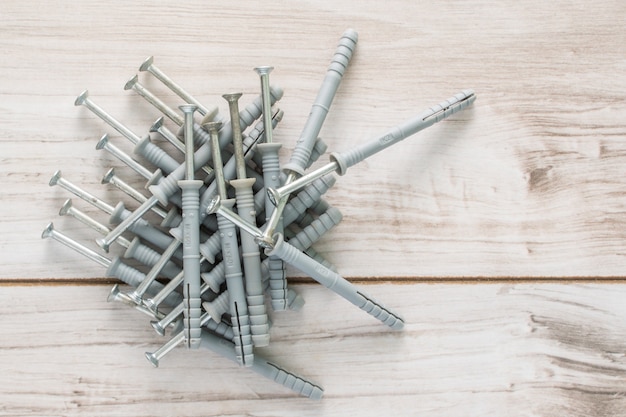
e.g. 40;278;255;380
1;277;625;287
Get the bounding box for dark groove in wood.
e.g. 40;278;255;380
1;277;625;286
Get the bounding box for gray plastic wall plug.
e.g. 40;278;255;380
269;90;476;203
200;173;335;266
201;291;230;325
150;277;217;335
203;257;306;315
205;201;404;329
278;136;328;186
146;328;323;400
256;28;357;237
247;136;328;225
257;141;288;310
198;330;323;400
99;88;283;251
281;29;358;177
178;104;204;350
123;237;181;279
285;205;343;272
291;198;335;234
226;92;270;347
139;56;220;119
266;233;404;330
206;120;253;366
245;107;284;169
281;175;337;227
231;179;270;346
133;135;181;174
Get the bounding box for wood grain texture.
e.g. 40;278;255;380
1;0;626;279
0;283;624;416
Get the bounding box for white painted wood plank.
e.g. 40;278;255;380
1;1;626;278
0;283;625;416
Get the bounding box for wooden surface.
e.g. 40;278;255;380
1;1;626;415
1;283;625;416
1;0;626;279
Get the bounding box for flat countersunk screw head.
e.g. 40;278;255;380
59;199;73;216
253;67;275;145
101;168;116;185
206;195;222;215
178;104;198;113
41;222;54;239
95;133;109;150
150;117;164;133
139;56;154;72
202;121;222;134
222;92;243;102
124;75;139;91
253;66;274;75
49;170;62;186
74;90;89;106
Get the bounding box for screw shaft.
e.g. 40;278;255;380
50;170;115;214
59;199;131;248
223;93;246;180
253;67;274;144
96;134;154;180
139;56;217;118
75;91;142;144
42;223;110;268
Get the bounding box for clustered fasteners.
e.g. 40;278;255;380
43;29;476;399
